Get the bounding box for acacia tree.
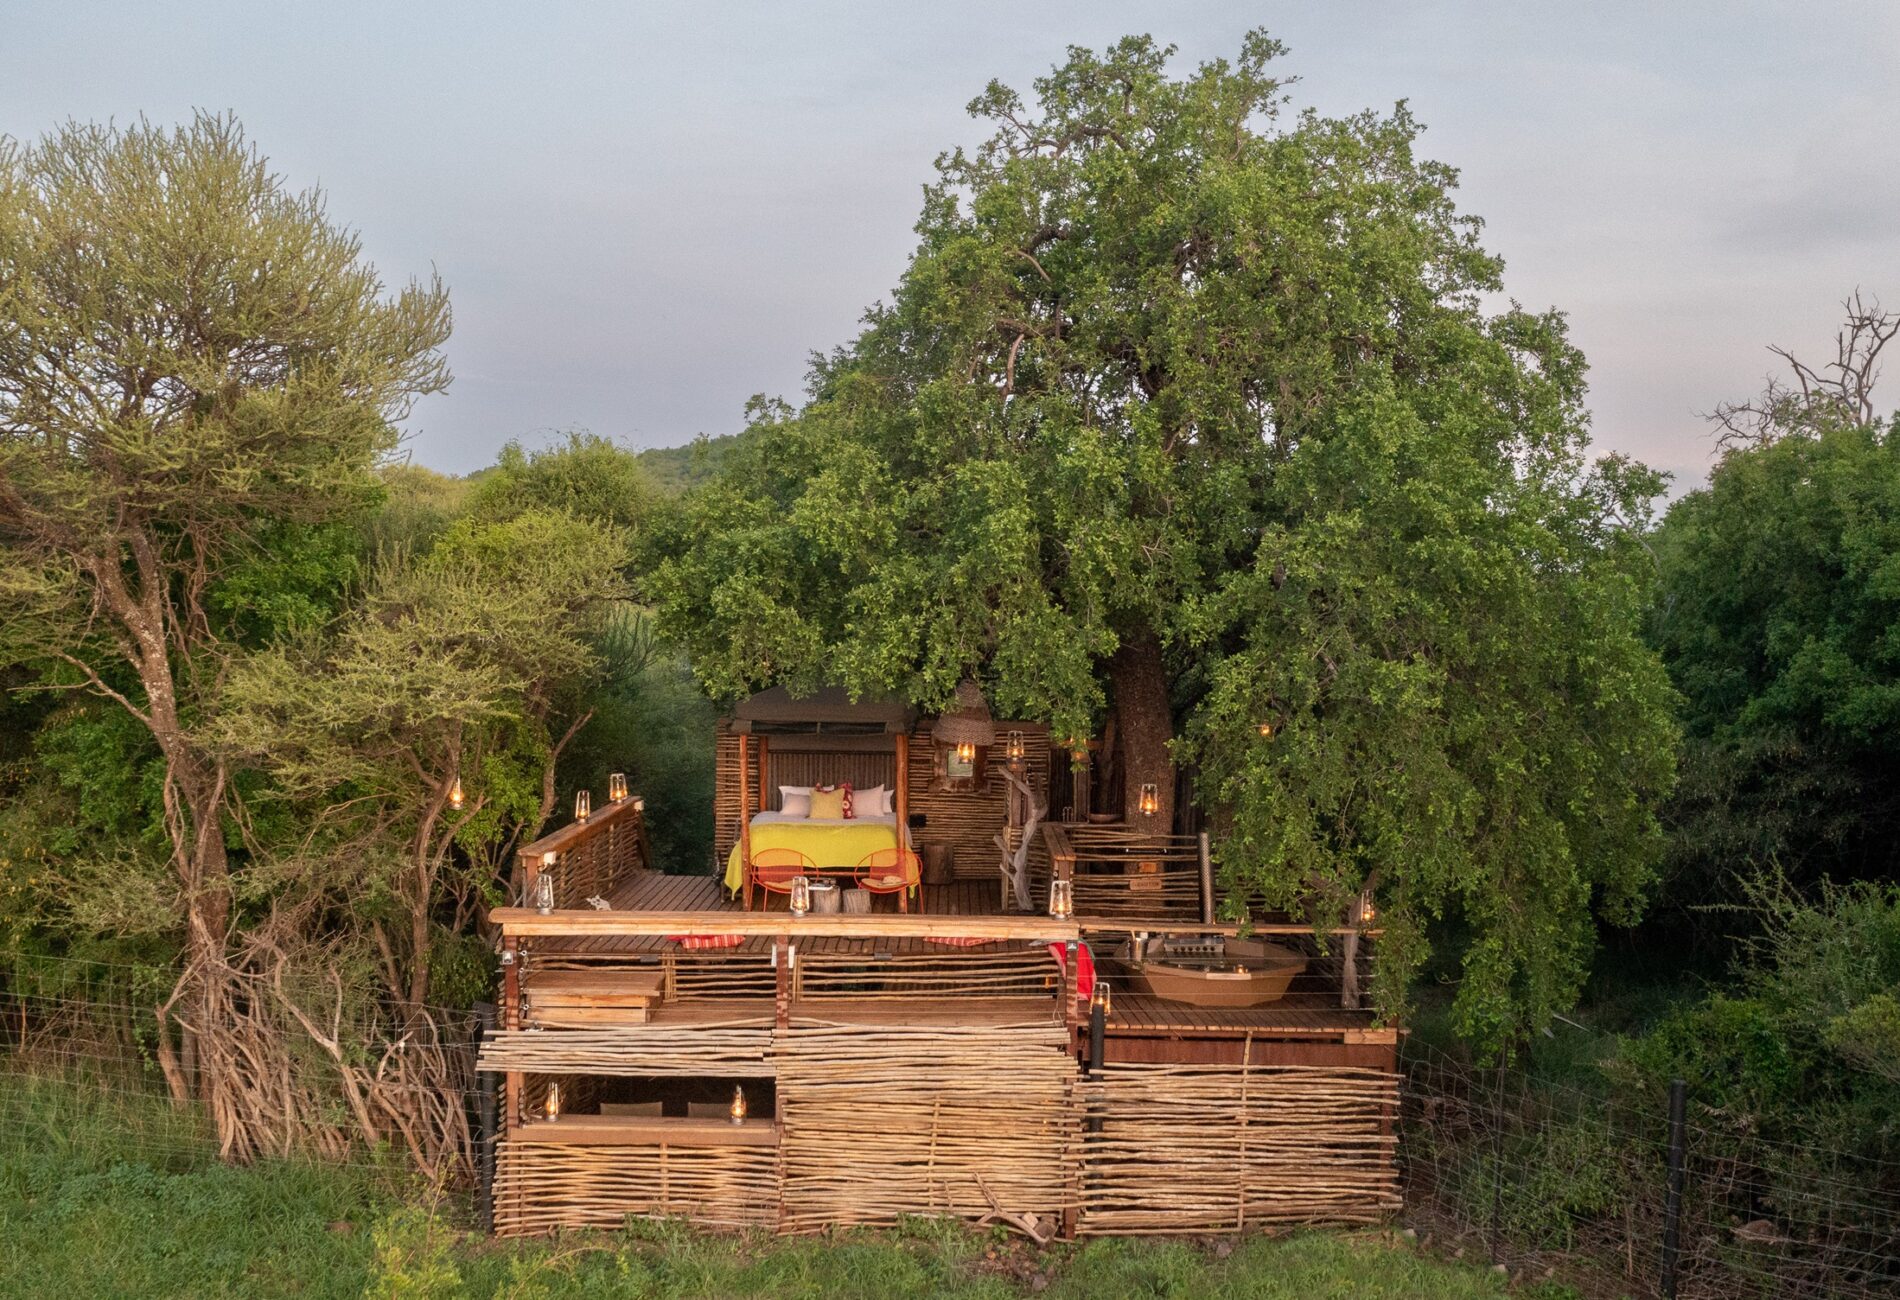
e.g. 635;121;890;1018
0;115;450;1097
651;34;1678;1046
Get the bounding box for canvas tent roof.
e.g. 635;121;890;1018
729;685;915;733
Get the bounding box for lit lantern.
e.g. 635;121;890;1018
955;740;976;764
1048;877;1074;920
1091;980;1112;1018
545;1082;561;1122
1005;730;1026;765
608;772;628;802
1359;899;1377;926
574;788;592;822
730;1084;748;1126
534;866;556;914
1256;720;1274;739
447;775;464;810
1138;783;1160;816
789;875;811;917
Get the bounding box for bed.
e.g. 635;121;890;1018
722;811;914;896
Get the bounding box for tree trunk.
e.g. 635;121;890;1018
1109;627;1175;832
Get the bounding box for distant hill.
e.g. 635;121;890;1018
636;433;740;495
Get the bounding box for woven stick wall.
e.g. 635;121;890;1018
1077;1060;1402;1235
478;1026;776;1077
904;723;1051;880
797;946;1056;1000
496;1142;779;1235
774;1020;1079;1233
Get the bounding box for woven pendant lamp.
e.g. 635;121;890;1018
931;679;997;757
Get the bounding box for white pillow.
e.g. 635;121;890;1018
861;784;893;816
778;785;813;817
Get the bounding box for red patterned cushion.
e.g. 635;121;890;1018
814;782;856;819
667;933;745;949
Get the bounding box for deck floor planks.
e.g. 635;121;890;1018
529;869;1380;1039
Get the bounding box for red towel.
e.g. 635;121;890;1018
1047;941;1095;1003
667;933;745;949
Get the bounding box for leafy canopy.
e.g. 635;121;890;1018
652;34;1678;1047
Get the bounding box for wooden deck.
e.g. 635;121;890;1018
515;869;1383;1042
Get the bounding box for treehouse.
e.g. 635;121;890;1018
476;687;1400;1239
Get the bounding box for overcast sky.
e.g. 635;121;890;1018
5;2;1897;489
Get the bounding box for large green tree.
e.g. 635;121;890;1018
0;115;450;1098
651;34;1678;1045
1650;300;1900;933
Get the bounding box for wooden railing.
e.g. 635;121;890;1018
516;794;653;909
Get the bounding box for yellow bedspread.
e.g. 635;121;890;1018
722;818;912;894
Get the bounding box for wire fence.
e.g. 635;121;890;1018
3;970;1898;1298
1399;1038;1900;1299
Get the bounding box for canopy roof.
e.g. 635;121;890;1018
729;685;915;734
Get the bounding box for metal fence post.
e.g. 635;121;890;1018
1660;1077;1687;1299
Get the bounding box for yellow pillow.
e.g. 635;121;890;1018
808;787;847;819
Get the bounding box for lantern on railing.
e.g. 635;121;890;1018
608;772;628;802
1138;783;1160;817
1358;898;1377;926
1048;876;1074;920
448;775;464;811
789;875;812;917
1091;980;1112;1018
545;1082;561;1122
574;788;592;823
1005;730;1026;766
730;1085;748;1126
534;863;556;915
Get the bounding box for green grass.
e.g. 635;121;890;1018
0;1074;1571;1299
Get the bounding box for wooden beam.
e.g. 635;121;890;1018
491;908;1080;942
509;1116;778;1147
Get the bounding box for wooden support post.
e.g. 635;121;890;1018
472;1002;498;1234
774;936;792;1030
1198;830;1215;925
738;732;752;909
894;730;911;911
501;935;522;1132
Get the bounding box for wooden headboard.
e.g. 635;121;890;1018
760;750;898;809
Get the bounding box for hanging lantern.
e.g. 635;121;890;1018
574;788;592;823
534;867;556;914
1138;783;1160;816
608;772;628;802
447;775;464;811
545;1082;562;1122
1256;720;1275;739
1048;876;1074;920
1358;898;1377;926
789;875;811;917
1005;730;1026;765
730;1084;748;1126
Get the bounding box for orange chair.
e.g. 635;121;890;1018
854;847;924;914
746;848;816;911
